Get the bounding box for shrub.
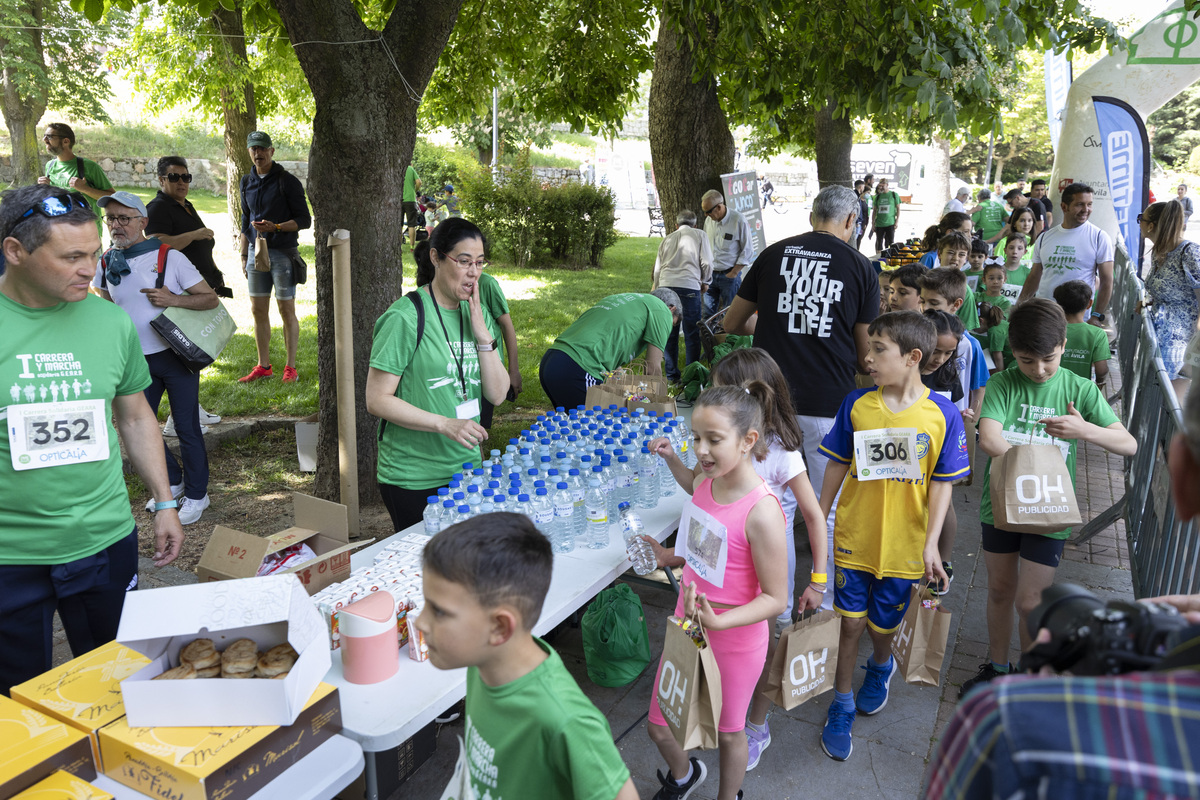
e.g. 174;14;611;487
459;152;618;270
412;139;477;195
1188;145;1200;175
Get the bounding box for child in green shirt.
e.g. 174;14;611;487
933;230;980;330
981;263;1012;317
1053;279;1111;389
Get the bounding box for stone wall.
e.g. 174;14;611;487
0;155;312;195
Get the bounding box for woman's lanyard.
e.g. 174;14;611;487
425;285;468;398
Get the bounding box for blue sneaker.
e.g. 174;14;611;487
821;702;855;761
856;655;897;715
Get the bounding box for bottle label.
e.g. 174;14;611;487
571;489;585;502
555;502;574;517
617;476;634;489
587;509;607;524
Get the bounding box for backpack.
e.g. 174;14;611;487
376;290;426;441
581;584;652;687
100;243;170;291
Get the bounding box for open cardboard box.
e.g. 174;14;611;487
117;574;331;728
197;493;370;595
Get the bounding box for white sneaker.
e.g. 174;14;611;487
163;416;210;437
178;494;211;525
145;484;185;513
198;406;222;425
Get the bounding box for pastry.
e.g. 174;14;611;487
221;638;258;676
255;643;299;677
180;638;220;670
223;670;255;679
195;665;221;678
153;663;197;680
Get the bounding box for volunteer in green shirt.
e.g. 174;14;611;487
869;178;901;251
539;291;680;410
37;122;114;238
402;164;422;248
366;218;508;532
971;188;1008;248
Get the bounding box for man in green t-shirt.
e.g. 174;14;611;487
539;290;680;410
0;184;184;695
869;178;901;251
403;164;422;248
971;188;1008;247
963;299;1135;698
37;122;114;239
417;514;637;800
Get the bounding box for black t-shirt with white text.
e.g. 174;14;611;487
736;231;879;417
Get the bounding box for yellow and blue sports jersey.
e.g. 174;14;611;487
819;386;970;579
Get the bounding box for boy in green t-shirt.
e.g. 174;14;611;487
1053;279;1111;389
963;239;988;293
981;263;1012;317
870;179;902;250
961;299;1135;698
928;232;980;330
417;514;638;800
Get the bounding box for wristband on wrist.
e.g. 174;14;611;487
810;572;827;583
274;222;282;233
808;583;827;594
154;499;179;512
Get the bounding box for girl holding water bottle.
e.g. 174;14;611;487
644;384;788;800
648;349;828;773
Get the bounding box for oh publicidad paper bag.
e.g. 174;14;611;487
989;444;1082;534
891;583;951;686
763;609;839;710
656;617;721;750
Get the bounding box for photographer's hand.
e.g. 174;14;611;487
1146;594;1200;623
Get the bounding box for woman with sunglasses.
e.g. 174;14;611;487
146;157;229;300
1139;200;1200;402
366;217;510;531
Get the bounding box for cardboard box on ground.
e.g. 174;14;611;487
198;494;372;595
116;574;332;728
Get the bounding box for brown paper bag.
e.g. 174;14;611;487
627;392;677;417
989;444;1082;534
763;609;840;710
656;617;722;750
584;381;627;411
253;232;271;272
891;583;951;686
854;373;876;390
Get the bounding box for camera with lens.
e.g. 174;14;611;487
1018;583;1190;676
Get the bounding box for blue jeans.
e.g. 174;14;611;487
144;349;209;500
663;286;701;382
246;240;297;300
704;270;743;315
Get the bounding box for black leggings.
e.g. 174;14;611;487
875;224;896;251
379;483;444;533
538;349;601;411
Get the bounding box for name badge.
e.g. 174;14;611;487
455;398;481;420
8;398;109;471
723;232;734;241
852;427;921;481
675;501;729;588
966;275;979;292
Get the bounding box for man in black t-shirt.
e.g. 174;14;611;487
1027;179;1054;231
724;185;878;609
146;156;230;298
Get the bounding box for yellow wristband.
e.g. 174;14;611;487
810;572;827;583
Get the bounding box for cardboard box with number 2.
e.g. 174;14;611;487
197;493;370;595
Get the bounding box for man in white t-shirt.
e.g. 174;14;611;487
94;192;218;525
943;186;970;216
1020;182;1114;327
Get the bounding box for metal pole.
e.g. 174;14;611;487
984;124;995;188
491;86;499;180
327;228;359;535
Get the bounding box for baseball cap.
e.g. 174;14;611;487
98;191;148;217
246;131;273;148
956;187;970;197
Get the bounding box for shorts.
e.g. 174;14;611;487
833;566;915;634
402;201;419;228
246;241;297;300
980;523;1065;567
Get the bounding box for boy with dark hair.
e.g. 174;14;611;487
888;264;927;312
962;299;1136;697
964;239;989;291
1053;279;1111;387
817;310;969;761
921;268;989;420
933;232;980;330
417;513;638;800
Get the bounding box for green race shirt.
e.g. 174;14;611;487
549;293;673;379
957;284;980;330
1062;322;1111;381
0;293;150;565
981;293;1012;317
370;287;499;488
874;191;900;227
403;165;419;203
479;272;510;364
986;320;1013;369
978;365;1119;537
464;638;630;800
972;200;1007;241
44;156;112;236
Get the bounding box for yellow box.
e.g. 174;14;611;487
99;683;341;800
11;641;149;768
10;770;113;799
0;696;95;798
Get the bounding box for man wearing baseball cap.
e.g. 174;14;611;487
238;131;311;384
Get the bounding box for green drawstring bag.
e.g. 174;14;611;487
582;583;652;687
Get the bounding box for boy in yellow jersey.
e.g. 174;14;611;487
816;311;969;761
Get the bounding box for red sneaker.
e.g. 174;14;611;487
239;364;273;382
281;366;299;383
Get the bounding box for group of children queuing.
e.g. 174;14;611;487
413;278;1135;799
416;184;462;239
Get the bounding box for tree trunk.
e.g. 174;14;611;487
812;101;853;188
648;14;734;233
0;0;48;185
272;0;463;507
210;2;255;244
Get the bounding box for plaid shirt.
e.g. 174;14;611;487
926;670;1200;800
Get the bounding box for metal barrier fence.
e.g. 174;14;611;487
1073;249;1198;596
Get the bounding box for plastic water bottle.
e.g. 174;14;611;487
585;478;609;550
658;438;677;498
600;456;616;519
532;487;555;538
566;468;586;538
453;504;472;525
441;499;456;528
466;485;483;516
423;496;442;534
676;416;694;468
479;489;495;515
552;482;576;553
517;492;532;523
615;455;636;510
619;503;657;575
453;490;466;510
637;445;659;508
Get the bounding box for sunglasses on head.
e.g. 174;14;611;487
18;193;89;222
163;173;193;183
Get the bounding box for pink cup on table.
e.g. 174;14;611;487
338;589;400;685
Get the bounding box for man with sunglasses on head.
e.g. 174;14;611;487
93;191;217;528
0;184;184;696
701;189;755;316
238;130;311;384
37;123;114;238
